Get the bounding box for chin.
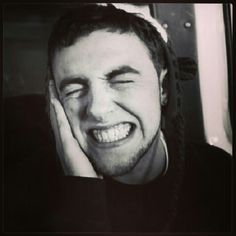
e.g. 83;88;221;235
86;147;146;177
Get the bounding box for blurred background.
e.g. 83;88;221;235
3;3;232;155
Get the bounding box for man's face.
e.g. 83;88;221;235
52;30;162;176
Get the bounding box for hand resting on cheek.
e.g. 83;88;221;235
48;80;102;179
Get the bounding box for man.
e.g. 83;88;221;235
48;4;171;184
5;3;231;233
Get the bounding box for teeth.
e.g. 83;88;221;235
92;123;132;143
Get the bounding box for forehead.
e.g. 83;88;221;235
52;30;155;81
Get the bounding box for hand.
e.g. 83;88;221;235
48;80;102;178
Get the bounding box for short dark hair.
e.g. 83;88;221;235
47;4;167;79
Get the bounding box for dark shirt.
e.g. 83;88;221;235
4;95;232;232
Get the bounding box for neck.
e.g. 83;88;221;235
113;131;166;185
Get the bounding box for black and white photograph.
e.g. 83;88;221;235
3;2;233;235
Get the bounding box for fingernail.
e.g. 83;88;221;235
50;98;55;105
49;80;54;86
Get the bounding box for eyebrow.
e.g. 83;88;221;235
59;77;87;92
105;65;140;80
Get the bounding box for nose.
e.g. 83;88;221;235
85;84;115;122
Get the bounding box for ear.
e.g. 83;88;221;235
160;68;168;106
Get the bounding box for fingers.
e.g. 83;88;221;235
48;80;66;160
49;81;74;145
48;79;59;102
48;80;100;178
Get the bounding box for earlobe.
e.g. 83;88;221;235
160;69;168;106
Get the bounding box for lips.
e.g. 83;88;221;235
91;123;132;143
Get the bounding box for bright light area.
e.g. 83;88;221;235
194;4;232;155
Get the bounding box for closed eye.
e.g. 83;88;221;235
65;89;81;96
62;84;86;98
111;80;134;84
109;73;137;85
109;78;135;91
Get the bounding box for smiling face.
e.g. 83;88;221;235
52;30;163;177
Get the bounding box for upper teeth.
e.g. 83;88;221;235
92;123;131;143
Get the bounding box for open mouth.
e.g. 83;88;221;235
90;123;133;143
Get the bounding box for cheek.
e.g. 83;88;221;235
62;100;89;148
118;83;161;115
63;99;82;128
117;87;161;137
136;92;161;128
